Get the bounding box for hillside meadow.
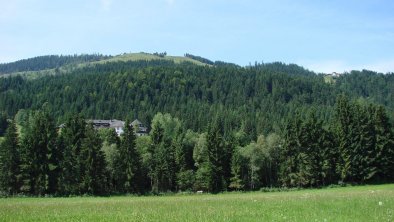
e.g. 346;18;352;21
0;184;392;222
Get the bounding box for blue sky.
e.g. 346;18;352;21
1;0;394;73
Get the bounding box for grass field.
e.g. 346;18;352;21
0;184;393;222
95;52;209;66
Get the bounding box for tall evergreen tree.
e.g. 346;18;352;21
335;95;357;182
58;114;86;194
373;105;394;181
0;112;9;137
116;120;143;193
81;124;106;195
20;110;57;195
280;114;302;187
206;118;225;193
149;120;164;193
0;120;21;194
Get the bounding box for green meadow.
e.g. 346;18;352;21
0;184;393;222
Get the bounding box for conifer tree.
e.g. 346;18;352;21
280;114;302;187
206;118;225;193
116;120;142;193
149;120;164;193
373;105;394;181
58;114;86;194
0;112;8;137
20;110;57;195
0;120;21;194
81;124;106;195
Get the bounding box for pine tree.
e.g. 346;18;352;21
0;112;9;137
335;95;356;182
373;105;394;181
20;110;57;195
58;114;86;195
149;120;164;193
0;120;21;194
81;124;106;195
206;118;225;193
280;114;302;187
116;120;142;193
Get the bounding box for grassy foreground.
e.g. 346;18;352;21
0;184;393;222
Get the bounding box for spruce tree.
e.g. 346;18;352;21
58;114;86;194
81;124;106;195
149;120;164;193
373;105;394;181
0;120;21;194
280;114;302;187
20;110;57;195
206;118;225;193
116;120;142;193
0;112;9;137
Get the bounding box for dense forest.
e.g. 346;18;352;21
0;54;111;74
0;55;393;196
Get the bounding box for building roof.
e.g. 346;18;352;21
131;119;143;125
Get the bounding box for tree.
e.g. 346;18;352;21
148;113;181;193
0;120;21;194
228;146;244;190
81;124;106;195
0;112;8;136
116;120;143;193
206;118;225;193
280;114;302;187
261;133;282;187
58;114;86;195
20;110;57;195
373;106;394;181
98;127;120;191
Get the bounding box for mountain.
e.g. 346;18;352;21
1;53;393;138
0;53;211;79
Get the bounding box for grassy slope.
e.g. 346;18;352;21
0;184;393;221
0;53;208;79
96;53;208;66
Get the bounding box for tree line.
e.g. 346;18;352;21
0;54;111;74
1;95;393;196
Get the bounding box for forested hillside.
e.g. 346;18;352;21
1;58;393;136
0;54;393;196
0;54;111;74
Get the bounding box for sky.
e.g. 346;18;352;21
1;0;394;73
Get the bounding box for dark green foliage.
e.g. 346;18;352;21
80;124;106;195
184;53;214;65
20;110;57;195
373;106;394;181
58;114;86;194
0;54;110;74
1;56;394;195
281;110;340;187
1;61;393;138
0;121;21;194
206;118;225;193
115;120;143;193
0;112;8;136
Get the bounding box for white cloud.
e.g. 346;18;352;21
100;0;112;11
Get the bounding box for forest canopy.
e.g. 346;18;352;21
0;54;393;196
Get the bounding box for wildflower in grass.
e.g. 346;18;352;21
379;201;383;206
